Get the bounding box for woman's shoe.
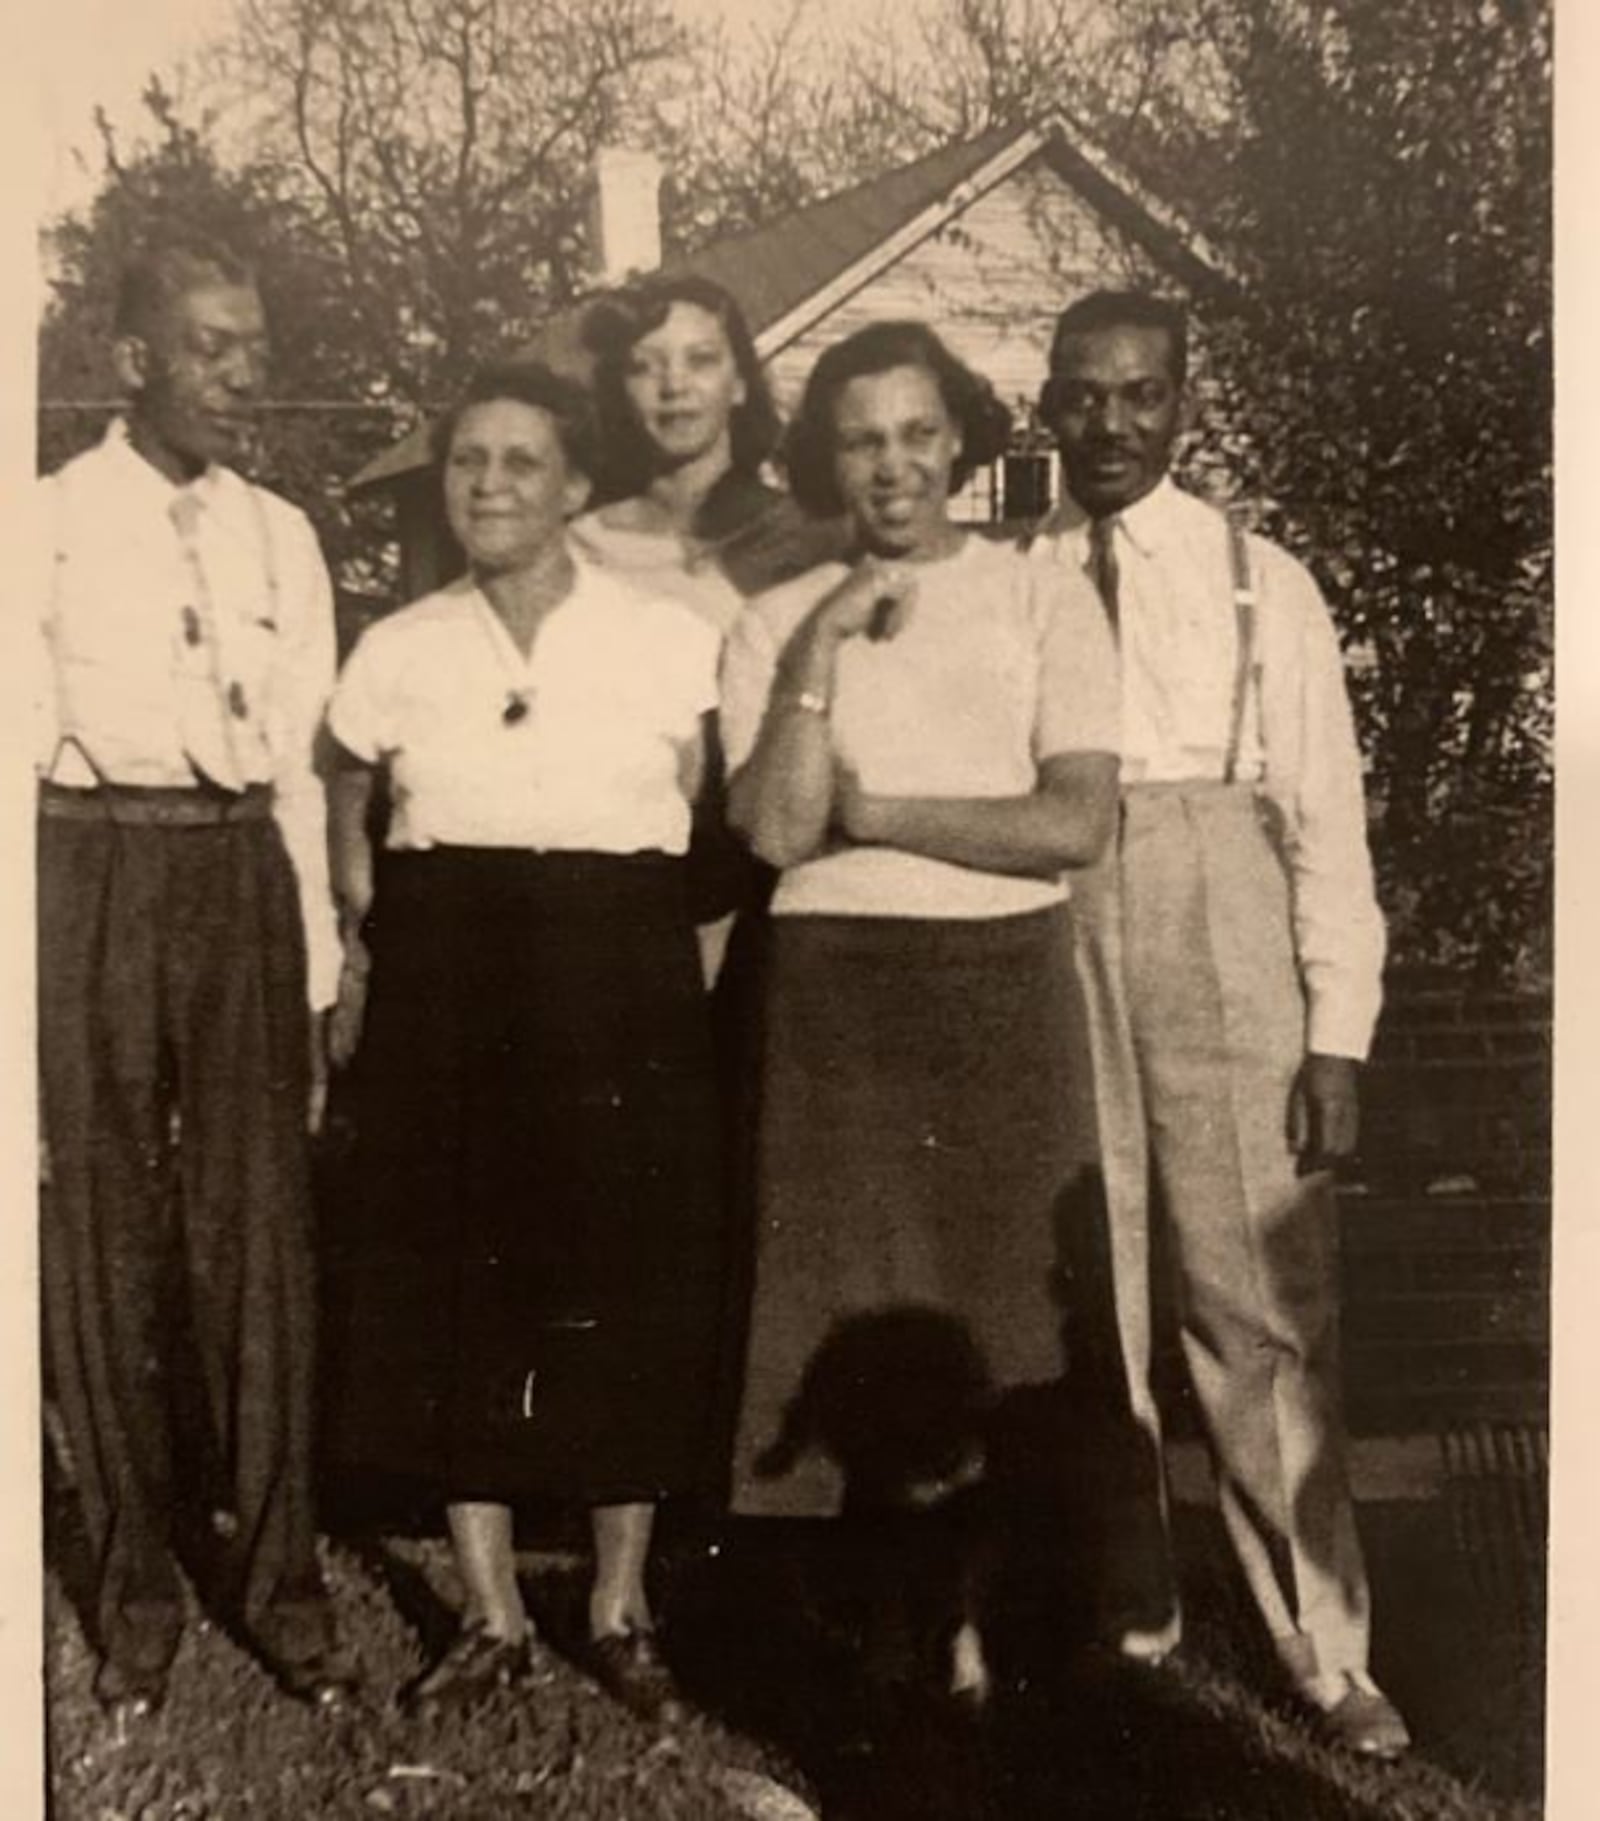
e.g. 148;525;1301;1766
271;1641;365;1713
587;1628;686;1724
92;1656;169;1724
401;1621;534;1717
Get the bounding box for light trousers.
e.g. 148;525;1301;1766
1072;782;1370;1680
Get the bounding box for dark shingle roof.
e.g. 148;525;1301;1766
659;123;1022;338
349;118;1224;492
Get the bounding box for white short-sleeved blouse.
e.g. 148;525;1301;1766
719;534;1120;919
329;556;719;855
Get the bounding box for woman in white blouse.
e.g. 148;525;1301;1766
719;323;1120;1694
323;362;724;1724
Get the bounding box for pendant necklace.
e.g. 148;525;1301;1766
473;595;535;727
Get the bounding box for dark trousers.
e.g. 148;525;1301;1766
39;797;333;1678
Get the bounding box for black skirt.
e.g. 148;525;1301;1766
323;847;726;1505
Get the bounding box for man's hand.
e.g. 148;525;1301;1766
308;1012;331;1136
1287;1052;1361;1176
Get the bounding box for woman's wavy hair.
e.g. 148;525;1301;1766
428;360;600;482
783;321;1014;519
581;273;780;498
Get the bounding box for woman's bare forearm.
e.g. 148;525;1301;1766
727;620;845;869
841;753;1119;877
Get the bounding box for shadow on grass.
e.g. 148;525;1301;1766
43;1455;1542;1820
343;1533;461;1670
657;1512;1400;1821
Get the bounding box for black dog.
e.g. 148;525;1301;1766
756;1305;1000;1710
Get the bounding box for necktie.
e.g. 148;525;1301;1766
1087;514;1121;641
170;492;250;791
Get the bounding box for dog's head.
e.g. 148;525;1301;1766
755;1305;994;1509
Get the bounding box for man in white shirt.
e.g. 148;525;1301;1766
36;238;357;1720
1030;290;1407;1757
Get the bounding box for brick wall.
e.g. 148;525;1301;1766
1148;971;1551;1437
1342;970;1551;1433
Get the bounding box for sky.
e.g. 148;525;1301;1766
32;0;228;216
28;0;863;220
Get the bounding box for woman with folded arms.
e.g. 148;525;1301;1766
719;326;1120;1694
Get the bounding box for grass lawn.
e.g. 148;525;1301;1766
44;1490;1543;1821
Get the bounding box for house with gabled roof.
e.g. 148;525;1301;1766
350;113;1235;596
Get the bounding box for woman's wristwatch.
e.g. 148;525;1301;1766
781;687;830;718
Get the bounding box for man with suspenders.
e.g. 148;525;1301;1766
1029;290;1408;1756
35;238;358;1719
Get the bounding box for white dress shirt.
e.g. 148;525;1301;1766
720;534;1120;921
328;557;718;857
1030;478;1385;1059
35;420;341;1010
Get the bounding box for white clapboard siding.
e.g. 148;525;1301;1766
764;156;1170;421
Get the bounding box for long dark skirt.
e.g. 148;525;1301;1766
730;906;1098;1517
323;848;725;1506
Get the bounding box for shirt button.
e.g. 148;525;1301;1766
181;606;202;646
227;682;249;719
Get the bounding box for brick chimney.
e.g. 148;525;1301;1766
590;147;663;285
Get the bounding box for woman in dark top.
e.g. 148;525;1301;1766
574;272;843;985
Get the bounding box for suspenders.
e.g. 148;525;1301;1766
42;468;107;786
1081;501;1261;786
1222;506;1258;786
43;463;283;788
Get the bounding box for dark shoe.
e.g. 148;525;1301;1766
401;1622;534;1718
1106;1605;1184;1669
93;1657;169;1724
588;1629;686;1724
1298;1671;1411;1759
272;1642;364;1714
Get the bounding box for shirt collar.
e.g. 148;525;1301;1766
101;415;227;515
1115;477;1184;556
1033;473;1182;558
460;543;594;626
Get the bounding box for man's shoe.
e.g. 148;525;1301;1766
92;1657;169;1724
588;1629;686;1724
401;1622;534;1718
1112;1613;1183;1669
273;1642;364;1714
1299;1670;1411;1759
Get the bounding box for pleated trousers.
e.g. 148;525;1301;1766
38;789;334;1680
1071;781;1370;1680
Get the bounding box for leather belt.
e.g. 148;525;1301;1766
38;781;273;827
